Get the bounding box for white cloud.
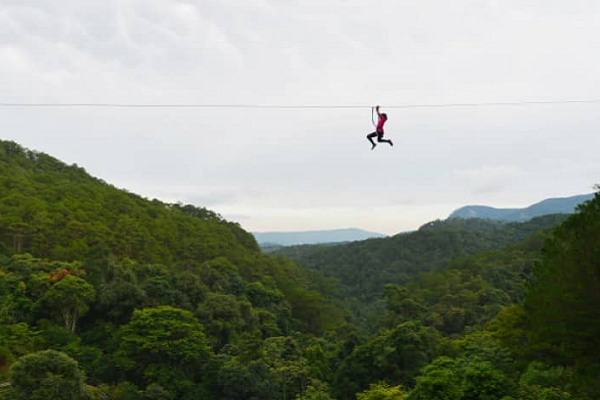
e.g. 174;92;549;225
1;0;599;233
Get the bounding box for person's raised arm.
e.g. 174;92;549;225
376;105;382;116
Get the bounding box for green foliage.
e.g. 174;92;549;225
276;216;564;302
35;275;95;333
409;332;515;400
1;140;598;400
532;387;572;400
143;383;173;400
7;350;85;400
62;341;104;383
461;360;510;400
519;362;567;388
453;332;514;374
260;336;310;400
276;216;564;330
334;321;444;399
486;305;531;361
379;229;554;341
35;323;78;350
294;380;334;400
357;383;408;400
214;334;335;400
107;382;142;400
511;385;573;400
216;354;277;400
409;357;463;400
196;291;252;348
115;306;211;387
0;323;34;372
525;192;600;368
284;286;344;333
0;140;258;263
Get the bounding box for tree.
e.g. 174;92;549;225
520;362;566;388
97;278;147;323
487;305;531;360
461;361;510;400
334;321;443;399
293;380;334;400
0;323;34;366
36;275;95;333
410;332;514;400
357;383;408;400
409;357;463;400
106;382;142;400
196;292;251;348
524;192;600;369
7;350;85;400
8;221;32;254
143;383;173;400
115;306;211;395
216;355;278;400
260;336;310;400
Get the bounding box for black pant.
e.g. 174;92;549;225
367;131;391;146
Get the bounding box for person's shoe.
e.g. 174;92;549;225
371;144;376;150
389;140;394;147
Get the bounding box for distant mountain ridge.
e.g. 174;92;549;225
449;193;595;222
253;228;386;246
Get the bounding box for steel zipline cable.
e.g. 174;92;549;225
1;99;600;109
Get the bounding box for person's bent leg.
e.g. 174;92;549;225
367;132;377;148
377;133;393;146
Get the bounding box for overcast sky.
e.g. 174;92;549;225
1;0;599;234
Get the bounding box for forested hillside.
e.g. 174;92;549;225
0;140;344;399
329;194;600;400
274;215;567;304
0;140;598;400
0;140;257;262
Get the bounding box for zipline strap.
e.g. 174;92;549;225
371;107;376;128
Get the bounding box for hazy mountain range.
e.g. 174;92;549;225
256;193;594;247
449;193;594;222
253;228;386;247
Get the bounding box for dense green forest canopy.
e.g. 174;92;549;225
0;140;256;262
274;215;567;303
0;140;598;400
0;140;344;398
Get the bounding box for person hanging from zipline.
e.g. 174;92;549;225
367;105;393;150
